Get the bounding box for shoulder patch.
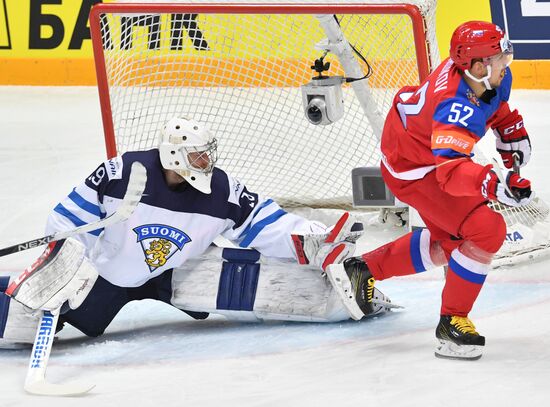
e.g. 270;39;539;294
104;156;124;181
85;156;124;191
227;175;244;205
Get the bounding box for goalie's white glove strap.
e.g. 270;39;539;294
291;212;363;271
6;238;98;313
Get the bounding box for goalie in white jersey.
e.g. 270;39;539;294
0;117;392;347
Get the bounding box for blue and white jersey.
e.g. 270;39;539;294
46;150;324;287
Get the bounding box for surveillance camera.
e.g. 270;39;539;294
305;97;326;125
301;76;344;125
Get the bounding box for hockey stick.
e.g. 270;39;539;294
9;161;147;396
0;161;147;258
512;152;521;175
491;157;520;203
24;311;96;396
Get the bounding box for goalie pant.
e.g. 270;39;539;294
1;247;391;341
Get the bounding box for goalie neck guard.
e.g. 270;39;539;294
159;117;218;194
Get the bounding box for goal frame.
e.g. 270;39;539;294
89;2;433;159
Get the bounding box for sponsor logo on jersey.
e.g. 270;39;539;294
105;157;124;180
107;159;118;177
432;131;475;155
233;179;241;194
134;224;191;272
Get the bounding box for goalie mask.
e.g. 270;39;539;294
159;117;218;194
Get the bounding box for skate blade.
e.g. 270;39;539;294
325;264;364;321
435;339;483;361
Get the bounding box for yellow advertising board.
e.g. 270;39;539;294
0;0;10;49
0;0;107;84
0;0;547;87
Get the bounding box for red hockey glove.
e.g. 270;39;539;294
481;168;533;207
494;110;531;169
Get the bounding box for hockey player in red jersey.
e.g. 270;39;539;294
327;21;534;360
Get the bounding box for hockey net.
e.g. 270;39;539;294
90;0;550;263
90;0;438;208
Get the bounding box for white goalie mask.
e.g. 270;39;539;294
159;117;218;194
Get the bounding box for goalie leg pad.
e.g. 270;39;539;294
0;276;41;349
171;247;354;322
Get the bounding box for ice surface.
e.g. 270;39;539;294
1;87;549;406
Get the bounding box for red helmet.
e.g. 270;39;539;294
450;21;511;69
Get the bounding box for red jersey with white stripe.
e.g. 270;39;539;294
381;57;515;197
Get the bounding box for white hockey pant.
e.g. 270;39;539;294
171;246;352;322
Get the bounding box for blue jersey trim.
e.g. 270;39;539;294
68;189;102;218
410;229;425;273
239;209;287;248
237;199;274;239
54;204;103;237
448;257;486;285
432;148;469;158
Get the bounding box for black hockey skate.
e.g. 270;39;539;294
435;315;485;360
325;257;376;320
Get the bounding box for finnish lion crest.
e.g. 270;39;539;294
133;224;192;272
145;238;172;268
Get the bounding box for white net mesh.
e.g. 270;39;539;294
92;1;437;208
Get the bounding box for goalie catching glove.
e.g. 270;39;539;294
291;212;364;271
5;238;98;314
481;167;533;207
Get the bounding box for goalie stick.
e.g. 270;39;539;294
0;161;147;258
24;311;96;396
4;161;147;396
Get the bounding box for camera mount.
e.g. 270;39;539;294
310;54;331;79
